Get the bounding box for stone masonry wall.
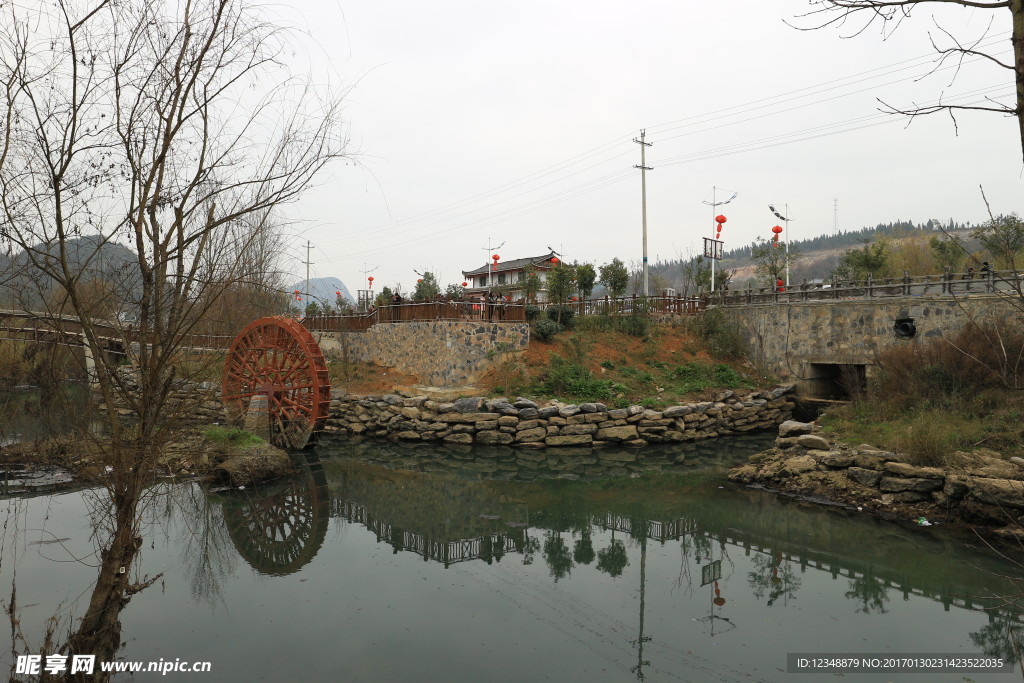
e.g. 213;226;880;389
720;294;1021;391
326;385;796;449
317;321;530;388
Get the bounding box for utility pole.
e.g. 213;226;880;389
304;240;312;309
833;198;839;235
634;130;652;297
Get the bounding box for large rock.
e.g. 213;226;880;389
846;466;882;488
476;430;514;446
883;462;944;480
595;425;639;442
966;477;1024;508
515;428;546;442
778;420;813;438
782;455;817;475
562;423;598;435
879;476;943;493
769;384;795;399
438;412;500;424
453;397;484;413
796;434;830;450
662;405;691;418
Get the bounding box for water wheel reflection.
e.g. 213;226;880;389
223;454;330;576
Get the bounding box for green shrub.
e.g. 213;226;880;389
617;312;649;338
574;314;612;332
539;355;615;401
685;309;746;360
524;305;541;321
532;318;562;341
546;305;575;329
668;361;750;394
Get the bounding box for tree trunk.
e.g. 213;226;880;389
1013;0;1024;163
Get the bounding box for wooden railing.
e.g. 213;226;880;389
534;295;706;317
712;268;1024;307
303;300;526;333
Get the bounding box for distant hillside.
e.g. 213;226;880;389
650;218;979;290
0;236;139;309
290;276;355;309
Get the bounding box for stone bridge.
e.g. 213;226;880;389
714;275;1023;400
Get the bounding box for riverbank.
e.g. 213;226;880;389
0;427;294;488
729;419;1024;538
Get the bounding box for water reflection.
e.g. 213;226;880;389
7;435;1024;681
0;383;101;445
220;454;330;576
209;440;1024;667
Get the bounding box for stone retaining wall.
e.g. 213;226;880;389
729;420;1024;530
720;295;1021;394
317;321;530;388
326;385;797;449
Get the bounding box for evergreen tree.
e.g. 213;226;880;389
575;262;597;298
412;272;441;300
598;258;629;297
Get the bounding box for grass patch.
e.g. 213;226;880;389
202;426;264;448
536;354;618;402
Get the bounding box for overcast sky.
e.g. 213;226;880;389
277;0;1023;295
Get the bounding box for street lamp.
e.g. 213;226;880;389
769;204;794;287
702;187;738;293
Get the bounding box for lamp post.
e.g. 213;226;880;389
702;187;738;292
769;204;794;287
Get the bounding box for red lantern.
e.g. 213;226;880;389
551;256;560;264
335;290;340;296
776;279;785;292
492;254;500;261
368;276;374;283
417;278;422;283
461;282;468;287
715;215;727;224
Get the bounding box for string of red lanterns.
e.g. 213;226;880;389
715;214;727;240
771;224;783;247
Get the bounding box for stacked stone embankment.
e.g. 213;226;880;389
729;420;1024;531
97;370;226;426
326;385;796;449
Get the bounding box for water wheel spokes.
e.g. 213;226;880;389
222;316;331;449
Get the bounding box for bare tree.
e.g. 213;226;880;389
796;0;1024;162
0;0;348;661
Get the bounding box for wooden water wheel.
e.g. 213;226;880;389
221;316;331;449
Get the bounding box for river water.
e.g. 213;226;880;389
2;433;1023;682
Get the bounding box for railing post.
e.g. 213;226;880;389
801;278;808;301
866;273;873;297
942;266;950;294
903;269;910;296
